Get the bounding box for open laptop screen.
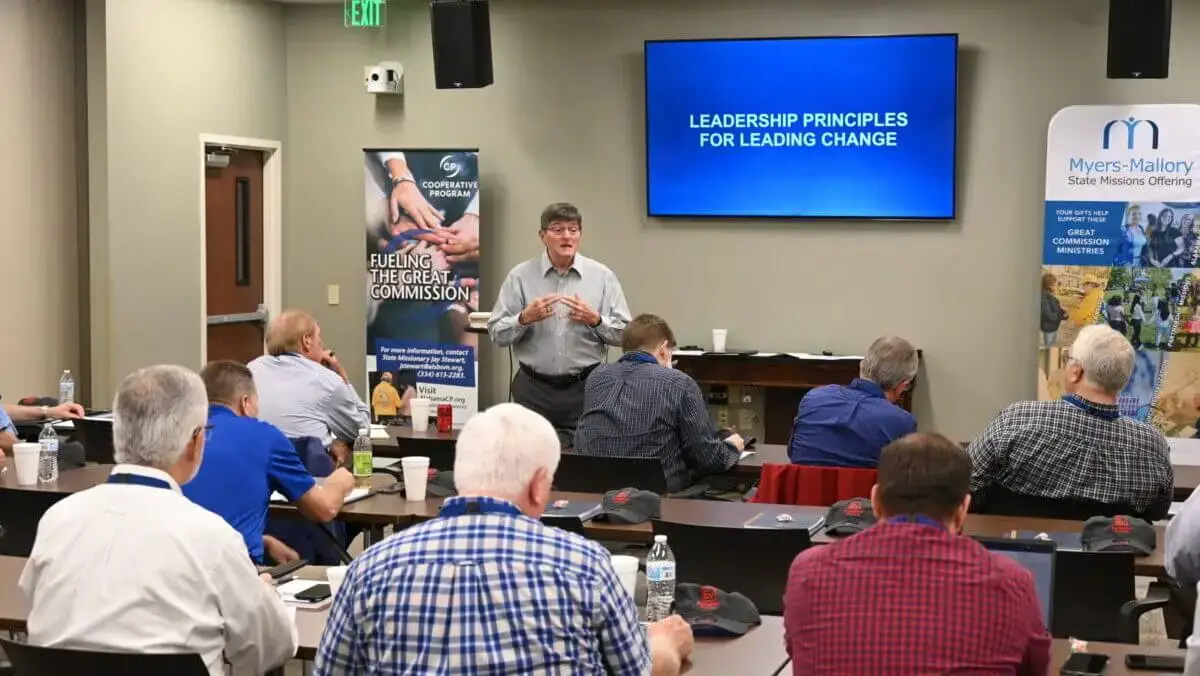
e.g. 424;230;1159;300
976;537;1056;627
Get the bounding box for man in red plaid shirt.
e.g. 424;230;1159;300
783;432;1051;675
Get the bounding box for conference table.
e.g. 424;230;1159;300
0;556;790;675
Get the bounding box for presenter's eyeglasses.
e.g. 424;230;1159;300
544;225;581;236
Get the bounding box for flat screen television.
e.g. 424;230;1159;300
644;34;959;220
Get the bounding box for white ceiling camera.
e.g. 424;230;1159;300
366;61;404;95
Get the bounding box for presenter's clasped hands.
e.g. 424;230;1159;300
561;294;601;328
518;294;563;325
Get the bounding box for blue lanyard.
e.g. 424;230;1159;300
438;497;523;518
619;351;659;365
888;514;947;531
107;473;173;490
1061;394;1120;420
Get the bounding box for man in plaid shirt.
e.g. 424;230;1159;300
968;324;1174;519
784;433;1051;674
573;314;744;492
313;403;694;675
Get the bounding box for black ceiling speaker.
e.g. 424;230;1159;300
430;0;493;89
1107;0;1172;79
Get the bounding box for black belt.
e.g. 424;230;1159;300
519;362;599;387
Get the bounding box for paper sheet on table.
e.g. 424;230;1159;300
370;425;390;440
270;487;371;504
83;412;114;421
739;451;755;461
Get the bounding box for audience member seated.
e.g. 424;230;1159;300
573;313;743;493
19;365;296;676
783;432;1050;674
1166;469;1200;586
968;324;1174;520
182;360;355;564
314;402;695;675
787;336;918;468
0;399;84;461
250;309;370;461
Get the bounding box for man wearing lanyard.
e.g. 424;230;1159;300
488;203;631;447
783;432;1050;674
19;365;296;676
315;403;694;675
968;324;1173;520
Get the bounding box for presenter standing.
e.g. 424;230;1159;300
488;203;630;446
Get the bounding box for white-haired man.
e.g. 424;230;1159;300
789;336;919;468
20;365;297;675
314;403;694;676
968;325;1174;519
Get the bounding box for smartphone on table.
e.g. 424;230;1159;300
294;583;332;603
1125;653;1185;672
1060;652;1109;675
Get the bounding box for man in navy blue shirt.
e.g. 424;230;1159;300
184;360;356;563
788;336;918;468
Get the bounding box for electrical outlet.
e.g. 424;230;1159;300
327;284;340;305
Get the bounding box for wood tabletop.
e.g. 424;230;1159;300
0;463;113;493
1050;639;1185;675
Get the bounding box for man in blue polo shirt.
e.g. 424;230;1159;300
184;360;356;563
788;336;918;468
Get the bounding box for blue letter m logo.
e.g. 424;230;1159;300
1102;117;1160;150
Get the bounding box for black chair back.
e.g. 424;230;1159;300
972;484;1159;522
651;519;812;615
72;418;115;465
555;452;667;494
1050;550;1136;641
0;638;208;676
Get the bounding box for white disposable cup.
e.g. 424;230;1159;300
402;456;431;501
611;555;639;600
13;443;39;486
326;565;349;597
712;329;728;353
410;398;431;432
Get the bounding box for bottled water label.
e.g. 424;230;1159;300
40;437;58;454
646;561;676;583
59;382;74;404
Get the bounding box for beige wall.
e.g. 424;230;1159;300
0;0;81;398
280;0;1200;440
86;0;287;403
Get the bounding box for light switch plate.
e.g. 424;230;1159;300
327;284;340;305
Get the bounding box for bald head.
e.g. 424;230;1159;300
266;310;323;360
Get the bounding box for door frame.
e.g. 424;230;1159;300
197;133;283;365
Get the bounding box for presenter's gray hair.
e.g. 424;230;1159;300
112;365;208;469
860;336;919;391
454;403;561;496
1070;324;1135;394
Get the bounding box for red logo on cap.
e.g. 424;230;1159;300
427;468;437;479
698;586;720;610
846;501;864;517
1113;516;1132;534
612;491;631;505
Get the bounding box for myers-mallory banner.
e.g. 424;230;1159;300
1039;105;1200;435
364;148;481;424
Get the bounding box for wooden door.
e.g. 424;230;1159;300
205;149;266;364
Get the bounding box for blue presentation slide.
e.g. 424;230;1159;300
644;35;958;219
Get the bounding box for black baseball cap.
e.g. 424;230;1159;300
674;584;762;637
824;498;877;536
421;469;458;498
1081;515;1156;555
596;488;661;525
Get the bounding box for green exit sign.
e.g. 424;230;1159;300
345;0;386;28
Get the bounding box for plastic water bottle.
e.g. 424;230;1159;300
352;428;373;489
38;424;59;484
58;370;74;405
646;534;677;622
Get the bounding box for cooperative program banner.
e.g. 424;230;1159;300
365;148;481;424
1039;105;1200;436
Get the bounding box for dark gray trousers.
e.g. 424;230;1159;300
511;368;587;448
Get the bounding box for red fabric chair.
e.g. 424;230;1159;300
751;463;878;507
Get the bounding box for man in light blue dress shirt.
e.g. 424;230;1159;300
488;203;631;447
249;310;370;461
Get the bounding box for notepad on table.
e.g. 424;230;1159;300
739;451;755;461
270;487;371;504
1007;530;1082;551
744;511;825;533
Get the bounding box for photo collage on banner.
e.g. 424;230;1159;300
1040;105;1200;436
364;149;481;424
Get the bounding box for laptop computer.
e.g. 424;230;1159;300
976;537;1056;628
73;416;116;464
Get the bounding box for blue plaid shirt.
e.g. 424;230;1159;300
313;496;651;675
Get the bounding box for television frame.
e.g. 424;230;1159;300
642;33;961;222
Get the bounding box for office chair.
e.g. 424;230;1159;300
0;638;208;676
554;453;668;494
